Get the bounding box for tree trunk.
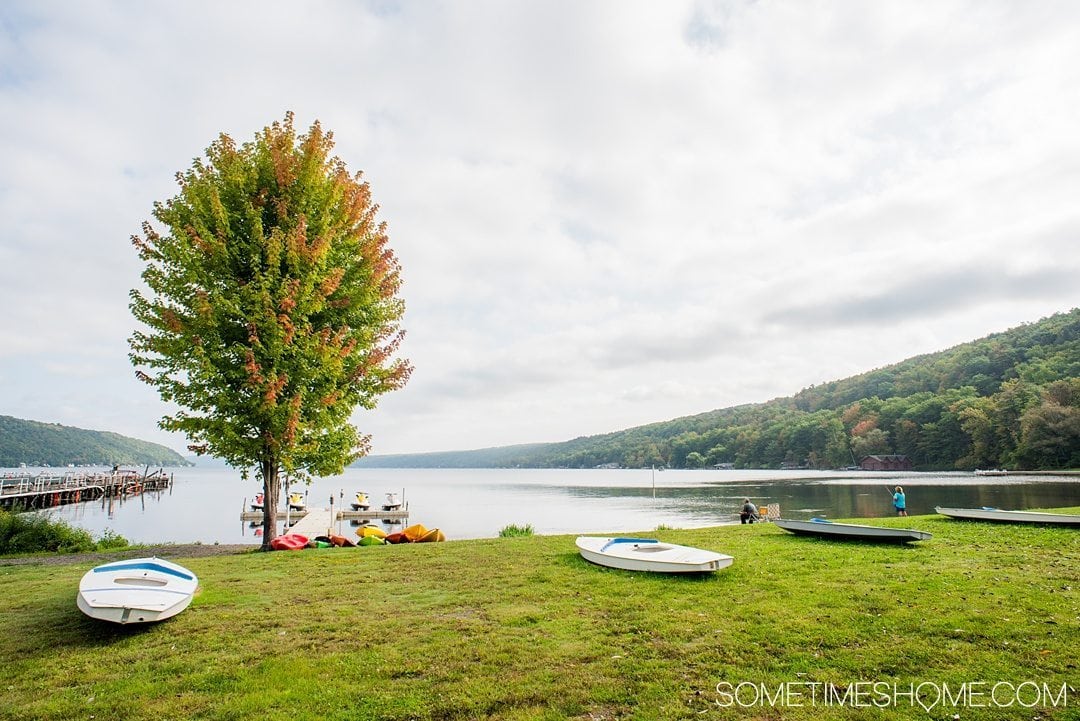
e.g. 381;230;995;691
260;457;280;551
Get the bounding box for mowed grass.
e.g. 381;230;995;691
0;512;1077;721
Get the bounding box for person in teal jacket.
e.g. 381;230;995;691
892;486;907;516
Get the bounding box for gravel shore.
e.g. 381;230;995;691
0;543;259;567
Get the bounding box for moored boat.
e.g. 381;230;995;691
935;506;1080;526
77;557;198;624
351;491;370;511
287;492;306;511
575;536;733;573
250;493;264;511
382;491;402;511
774;518;931;543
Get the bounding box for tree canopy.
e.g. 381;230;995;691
129;113;411;546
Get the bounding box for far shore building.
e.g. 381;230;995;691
859;454;913;471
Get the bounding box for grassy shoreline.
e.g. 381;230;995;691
1;512;1077;720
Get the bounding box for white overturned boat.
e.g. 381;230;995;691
77;557;198;624
774;518;932;543
936;507;1080;526
576;536;733;573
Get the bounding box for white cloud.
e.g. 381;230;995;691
2;1;1080;456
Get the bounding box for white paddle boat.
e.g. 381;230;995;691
576;536;733;573
77;557;198;624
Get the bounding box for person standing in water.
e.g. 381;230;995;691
892;486;907;516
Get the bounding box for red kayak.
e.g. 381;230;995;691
270;533;309;551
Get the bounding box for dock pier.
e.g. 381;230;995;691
239;508;410;522
0;469;172;510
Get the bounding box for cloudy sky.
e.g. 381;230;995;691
2;1;1079;458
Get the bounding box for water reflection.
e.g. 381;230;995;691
560;479;1080;520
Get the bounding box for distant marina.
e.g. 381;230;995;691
0;468;172;510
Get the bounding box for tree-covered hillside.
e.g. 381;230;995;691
0;416;189;467
358;308;1080;471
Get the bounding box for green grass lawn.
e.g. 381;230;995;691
1;512;1077;720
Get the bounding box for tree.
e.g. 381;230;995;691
1016;380;1080;469
129;113;411;549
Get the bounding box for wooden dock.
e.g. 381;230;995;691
284;507;337;537
0;469;172;510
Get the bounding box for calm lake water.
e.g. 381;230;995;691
13;466;1080;545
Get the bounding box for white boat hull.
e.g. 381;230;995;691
576;537;733;573
936;507;1080;526
77;557;198;624
774;518;931;542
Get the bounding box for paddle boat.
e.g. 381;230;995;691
773;518;931;543
77;557;198;624
575;537;733;573
250;493;264;511
935;507;1080;526
382;491;402;511
351;491;370;511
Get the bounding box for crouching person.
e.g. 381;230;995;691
740;498;759;524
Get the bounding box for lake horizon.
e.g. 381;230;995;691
9;466;1079;546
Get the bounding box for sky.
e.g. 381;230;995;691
2;1;1080;458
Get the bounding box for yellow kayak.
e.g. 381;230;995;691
402;524;429;542
417;528;446;543
356;525;387;539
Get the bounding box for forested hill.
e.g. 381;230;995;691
357;308;1080;471
0;416;189;467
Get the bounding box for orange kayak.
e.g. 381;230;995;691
402;524;429;542
417;528;446;543
384;532;409;544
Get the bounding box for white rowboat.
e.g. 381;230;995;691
77;557;198;624
774;518;932;542
575;537;733;573
936;507;1080;526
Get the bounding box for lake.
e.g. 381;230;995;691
14;466;1079;545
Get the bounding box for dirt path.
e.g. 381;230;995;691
0;543;260;567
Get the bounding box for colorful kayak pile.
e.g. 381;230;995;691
269;524;446;550
269;533;357;550
357;523;446;545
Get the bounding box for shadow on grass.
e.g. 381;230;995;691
768;532;932;547
20;591;165;651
